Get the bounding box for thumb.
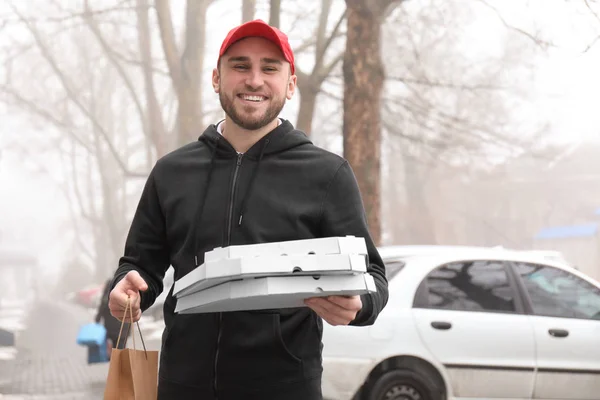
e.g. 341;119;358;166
125;270;148;292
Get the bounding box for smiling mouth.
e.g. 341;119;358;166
238;94;267;103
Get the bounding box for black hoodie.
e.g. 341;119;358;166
112;120;388;399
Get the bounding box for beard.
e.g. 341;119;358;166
219;87;286;131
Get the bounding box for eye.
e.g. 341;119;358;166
263;67;278;73
234;64;249;70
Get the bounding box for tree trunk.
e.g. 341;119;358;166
177;0;208;147
296;82;318;135
342;3;385;245
269;0;281;28
137;0;168;160
156;0;210;148
242;0;256;23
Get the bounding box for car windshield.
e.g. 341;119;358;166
385;261;406;280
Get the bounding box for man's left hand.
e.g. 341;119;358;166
304;295;362;326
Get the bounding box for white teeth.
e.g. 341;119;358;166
242;95;264;102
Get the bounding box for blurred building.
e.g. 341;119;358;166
0;246;38;308
383;139;600;279
533;222;600;281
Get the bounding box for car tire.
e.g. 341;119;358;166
363;369;442;400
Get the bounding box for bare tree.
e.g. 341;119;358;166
136;0;169;159
156;0;213;147
343;0;402;245
0;0;215;278
242;0;257;23
379;0;552;245
269;0;281;28
295;0;346;135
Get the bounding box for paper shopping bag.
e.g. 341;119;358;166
104;346;159;399
104;297;158;400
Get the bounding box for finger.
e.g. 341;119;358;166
307;297;347;315
306;298;357;324
109;288;130;310
113;308;141;323
110;310;127;320
327;295;362;311
305;299;350;326
125;271;148;291
127;309;142;323
306;302;347;326
126;289;140;303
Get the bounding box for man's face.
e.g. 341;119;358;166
212;37;296;131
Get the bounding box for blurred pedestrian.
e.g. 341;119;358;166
95;278;127;357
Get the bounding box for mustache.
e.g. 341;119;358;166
240;85;269;94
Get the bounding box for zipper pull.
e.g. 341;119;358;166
238;214;243;226
237;154;243;165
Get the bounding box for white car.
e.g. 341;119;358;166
146;266;175;320
322;245;600;400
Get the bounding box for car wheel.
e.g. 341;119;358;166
363;369;442;400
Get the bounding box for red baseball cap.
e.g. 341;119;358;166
218;19;295;75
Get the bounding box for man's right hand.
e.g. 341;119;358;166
109;271;148;323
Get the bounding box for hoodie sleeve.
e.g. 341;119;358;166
110;166;170;312
319;160;389;326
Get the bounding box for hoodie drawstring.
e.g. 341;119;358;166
237;139;269;227
193;136;220;266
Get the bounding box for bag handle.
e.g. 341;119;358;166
115;296;149;359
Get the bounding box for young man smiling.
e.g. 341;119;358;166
108;19;388;399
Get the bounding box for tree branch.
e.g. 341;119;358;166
314;8;346;79
8;2;147;178
315;0;333;70
82;0;149;140
0;83;93;152
476;0;554;50
137;0;168;159
318;52;344;83
155;0;181;91
389;76;510;92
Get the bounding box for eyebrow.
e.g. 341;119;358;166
227;56;283;65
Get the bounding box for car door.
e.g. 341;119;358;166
512;262;600;400
412;260;537;399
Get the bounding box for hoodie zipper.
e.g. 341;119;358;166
227;153;244;243
214;152;243;399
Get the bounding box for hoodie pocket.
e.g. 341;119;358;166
273;313;302;364
219;310;318;384
159;313;217;385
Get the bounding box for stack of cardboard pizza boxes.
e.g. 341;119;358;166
173;236;376;314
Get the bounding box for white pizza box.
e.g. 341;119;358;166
204;236;367;262
173;253;368;298
175;273;377;314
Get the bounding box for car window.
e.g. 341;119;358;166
414;261;517;313
514;263;600;320
385;261;405;280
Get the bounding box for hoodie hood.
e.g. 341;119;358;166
198;119;312;159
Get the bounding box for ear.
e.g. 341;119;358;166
212;68;220;93
286;74;297;100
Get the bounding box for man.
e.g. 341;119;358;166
108;19;388;400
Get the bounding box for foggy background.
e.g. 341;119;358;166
0;0;599;398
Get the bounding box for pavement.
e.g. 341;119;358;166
0;298;163;399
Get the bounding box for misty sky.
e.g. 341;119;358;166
1;0;599;285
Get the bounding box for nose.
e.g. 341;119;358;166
245;68;264;89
